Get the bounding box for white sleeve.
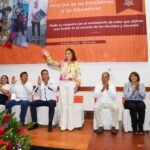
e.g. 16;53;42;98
47;80;58;92
107;84;116;100
93;84;103;99
23;82;33;94
10;84;15;94
3;84;10;91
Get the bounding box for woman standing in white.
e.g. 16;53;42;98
43;48;81;131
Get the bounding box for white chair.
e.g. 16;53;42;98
73;96;84;128
37;105;60;126
74;103;84;128
0;94;15;113
59;96;84;128
33;93;60;126
38;96;85;128
0;105;5;112
93;109;119;130
122;94;150;132
12;105;32;124
122;109;150;132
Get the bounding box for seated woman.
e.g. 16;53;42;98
124;72;146;135
0;75;10;105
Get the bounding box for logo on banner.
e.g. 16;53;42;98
116;0;143;13
124;0;134;6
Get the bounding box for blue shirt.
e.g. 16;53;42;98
124;83;146;101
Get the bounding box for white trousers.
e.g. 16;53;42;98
94;102;119;128
59;81;75;130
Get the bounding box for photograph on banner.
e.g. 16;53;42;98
28;0;48;46
8;0;29;48
0;0;13;48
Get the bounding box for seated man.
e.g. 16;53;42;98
6;72;33;125
28;69;57;132
94;72;119;135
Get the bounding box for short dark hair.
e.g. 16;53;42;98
0;75;9;84
129;71;140;82
65;48;77;61
102;72;110;79
20;72;28;77
41;69;49;75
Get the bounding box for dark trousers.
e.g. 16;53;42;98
16;21;24;35
5;100;30;124
31;21;40;37
30;100;56;127
0;94;8;105
124;100;146;131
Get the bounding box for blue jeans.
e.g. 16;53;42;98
6;100;30;124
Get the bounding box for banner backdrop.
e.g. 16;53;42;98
0;0;148;64
46;0;148;62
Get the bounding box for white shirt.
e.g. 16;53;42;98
10;81;33;101
94;83;116;103
0;84;10;94
31;7;40;22
34;79;57;101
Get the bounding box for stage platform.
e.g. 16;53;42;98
25;120;150;150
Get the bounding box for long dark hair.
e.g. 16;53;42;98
129;71;140;82
0;75;9;84
65;48;77;61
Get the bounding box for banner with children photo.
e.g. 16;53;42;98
8;0;29;48
28;0;48;46
0;0;13;48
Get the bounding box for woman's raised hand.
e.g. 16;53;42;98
42;49;50;57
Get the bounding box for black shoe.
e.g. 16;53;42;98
133;130;139;135
96;127;104;134
111;127;118;135
48;126;53;132
27;122;39;130
138;125;144;135
139;129;144;135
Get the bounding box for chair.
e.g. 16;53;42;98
0;94;13;113
93;99;119;130
122;97;150;132
0;105;5;112
38;96;85;128
122;109;150;132
59;96;85;128
93;109;119;130
73;96;84;128
37;104;60;126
